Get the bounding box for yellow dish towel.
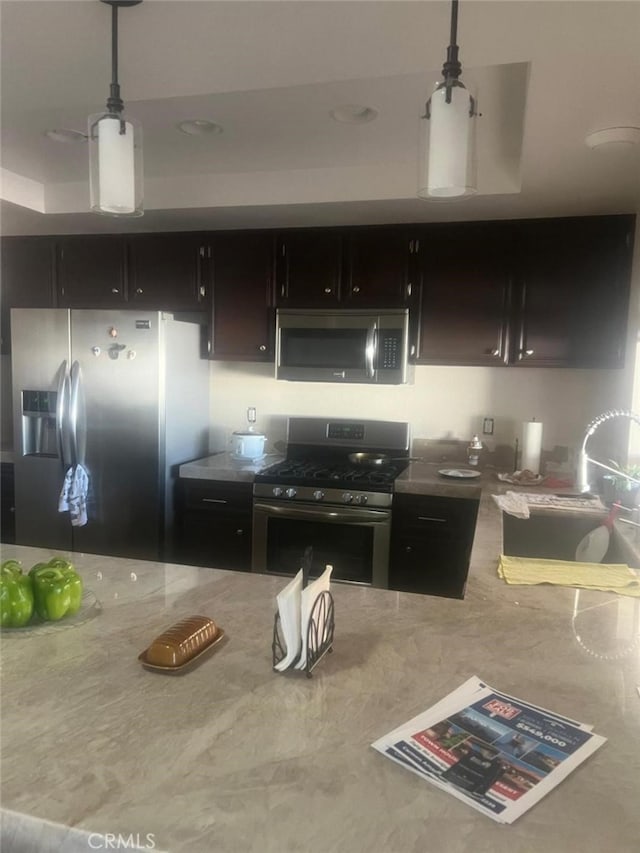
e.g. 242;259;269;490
498;555;640;597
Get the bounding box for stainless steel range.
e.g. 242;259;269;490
252;417;410;587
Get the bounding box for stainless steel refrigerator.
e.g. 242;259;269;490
11;308;210;561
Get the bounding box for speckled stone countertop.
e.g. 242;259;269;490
179;451;284;482
1;538;639;853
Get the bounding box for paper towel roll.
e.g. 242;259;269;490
522;420;543;474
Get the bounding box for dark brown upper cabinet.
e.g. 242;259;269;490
415;222;515;366
512;215;634;368
343;226;413;307
275;229;342;307
209;231;274;361
1;237;55;354
414;215;634;368
56;235;127;307
126;233;209;311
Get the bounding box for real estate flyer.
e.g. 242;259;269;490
372;676;605;824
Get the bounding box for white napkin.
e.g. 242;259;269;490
492;491;530;519
295;564;333;670
274;570;303;672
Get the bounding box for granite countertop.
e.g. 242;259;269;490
179;451;284;482
1;540;639;853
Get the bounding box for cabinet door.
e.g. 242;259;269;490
513;216;634;367
127;233;208;310
344;227;411;307
1;237;55;353
210;232;274;361
57;235;126;307
275;230;342;306
174;480;252;571
0;463;15;544
389;494;479;598
416;223;514;365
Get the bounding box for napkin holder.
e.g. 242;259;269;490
271;547;335;678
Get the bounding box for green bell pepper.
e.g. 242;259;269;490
29;558;83;622
0;560;35;628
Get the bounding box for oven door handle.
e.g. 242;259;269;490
253;502;390;524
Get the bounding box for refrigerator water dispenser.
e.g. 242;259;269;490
21;390;58;457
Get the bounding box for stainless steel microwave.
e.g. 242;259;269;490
275;308;412;384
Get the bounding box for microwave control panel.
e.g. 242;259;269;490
378;330;403;369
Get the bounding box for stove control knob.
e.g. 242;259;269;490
285;488;297;498
272;487;283;497
342;492;354;504
354;494;368;505
313;490;325;501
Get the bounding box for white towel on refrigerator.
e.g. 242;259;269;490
58;464;90;527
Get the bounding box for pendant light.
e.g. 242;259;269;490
89;0;143;217
417;0;477;200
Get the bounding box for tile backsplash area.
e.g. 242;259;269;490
207;361;627;470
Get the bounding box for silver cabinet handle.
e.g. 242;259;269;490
520;349;535;358
258;344;267;352
352;285;360;294
417;516;447;523
235;529;244;536
491;348;501;357
324;287;333;294
202;498;227;504
199;285;206;298
111;287;120;294
136;288;143;295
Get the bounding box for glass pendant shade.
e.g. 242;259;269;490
417;81;477;199
89;111;143;216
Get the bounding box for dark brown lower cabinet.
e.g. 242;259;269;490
1;463;16;545
174;479;252;571
389;493;479;599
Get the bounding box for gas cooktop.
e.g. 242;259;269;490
254;458;408;492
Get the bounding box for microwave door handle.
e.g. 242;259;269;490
365;323;377;378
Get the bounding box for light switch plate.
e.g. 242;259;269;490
482;417;494;435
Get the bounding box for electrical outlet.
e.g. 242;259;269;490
482;417;494;435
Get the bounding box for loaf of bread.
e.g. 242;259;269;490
145;615;218;667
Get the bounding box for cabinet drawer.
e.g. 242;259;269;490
181;480;252;512
392;493;478;534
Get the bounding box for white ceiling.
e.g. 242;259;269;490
1;0;639;235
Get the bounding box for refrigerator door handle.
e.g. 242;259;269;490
55;360;71;467
69;361;86;466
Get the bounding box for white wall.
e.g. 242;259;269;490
207;361;630;463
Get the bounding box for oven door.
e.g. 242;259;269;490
252;501;390;587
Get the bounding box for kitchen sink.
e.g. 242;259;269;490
501;511;621;562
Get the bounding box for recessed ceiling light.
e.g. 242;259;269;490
177;119;223;136
44;128;87;144
330;104;378;124
585;126;640;149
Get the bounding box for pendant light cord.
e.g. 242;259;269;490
442;0;462;102
106;2;123;115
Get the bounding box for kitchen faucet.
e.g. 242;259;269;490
576;409;640;496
